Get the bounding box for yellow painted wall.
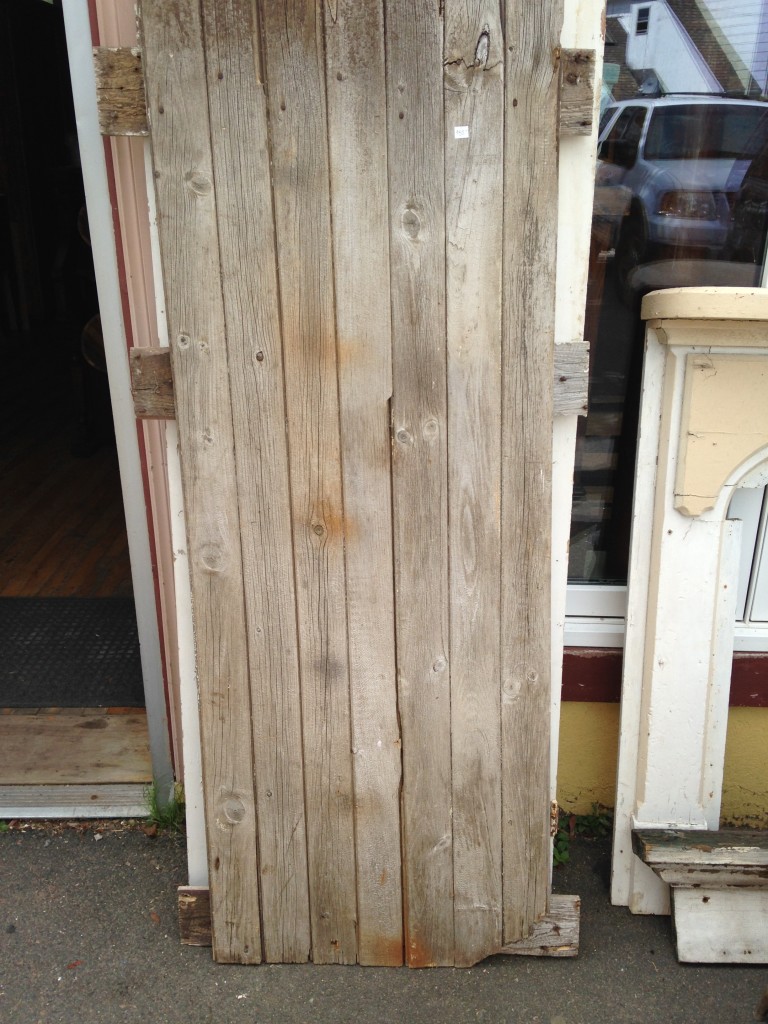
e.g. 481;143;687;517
557;702;768;826
721;708;768;826
557;703;620;813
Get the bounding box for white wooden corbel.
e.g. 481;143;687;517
611;288;768;953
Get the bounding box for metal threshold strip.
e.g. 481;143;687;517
0;784;148;819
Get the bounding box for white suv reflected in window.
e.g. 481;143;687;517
597;96;767;296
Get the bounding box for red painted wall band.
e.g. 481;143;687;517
562;649;768;708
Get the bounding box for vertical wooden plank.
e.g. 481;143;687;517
444;1;504;968
500;3;564;943
324;0;403;967
199;0;311;963
138;0;261;963
259;0;358;965
386;3;453;967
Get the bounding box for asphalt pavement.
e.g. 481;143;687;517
1;821;766;1024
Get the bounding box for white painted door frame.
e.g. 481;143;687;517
61;0;174;802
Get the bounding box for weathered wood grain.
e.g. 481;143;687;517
127;341;587;422
444;0;504;969
138;0;573;969
498;895;580;957
553;341;589;417
139;0;262;964
178;887;212;946
634;829;768;865
200;0;310;964
0;712;151;785
672;888;768;963
635;830;768;963
558;49;595;136
259;0;358;965
324;0;403;967
500;3;564;944
129;347;175;419
92;46;148;135
386;1;453;968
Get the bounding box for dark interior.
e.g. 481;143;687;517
0;0;140;709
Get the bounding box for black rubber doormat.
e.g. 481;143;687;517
0;598;145;708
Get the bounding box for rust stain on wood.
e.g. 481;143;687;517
364;934;403;967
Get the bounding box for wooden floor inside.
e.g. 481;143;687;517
1;330;149;800
0;709;152;785
0;331;132;599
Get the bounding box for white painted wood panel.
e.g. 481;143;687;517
673;888;768;963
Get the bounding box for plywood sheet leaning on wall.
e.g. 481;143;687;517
137;0;571;966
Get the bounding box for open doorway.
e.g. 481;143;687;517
0;0;151;811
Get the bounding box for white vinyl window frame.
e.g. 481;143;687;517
566;486;768;650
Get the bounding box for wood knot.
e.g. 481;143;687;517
185;170;212;197
422;417;439;442
502;675;522;701
475;27;490;67
219;791;246;828
199;542;225;573
402;207;421;240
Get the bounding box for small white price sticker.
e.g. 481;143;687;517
454;125;470;139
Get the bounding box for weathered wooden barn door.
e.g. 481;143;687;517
138;0;563;966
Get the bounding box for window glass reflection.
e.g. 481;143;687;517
569;0;768;584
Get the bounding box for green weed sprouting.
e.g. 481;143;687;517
144;781;186;833
553;803;613;868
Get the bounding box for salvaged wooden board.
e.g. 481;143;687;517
92;47;148;136
176;889;581;959
558;49;596;136
671;888;768;964
129;348;175;419
501;1;563;944
137;0;577;966
178;886;212;947
634;829;768;963
129;345;588;422
500;895;581;957
93;44;594;140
